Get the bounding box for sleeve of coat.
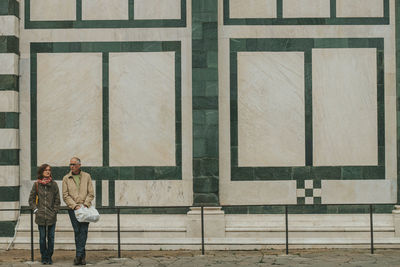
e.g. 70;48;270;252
53;182;61;212
84;174;95;208
28;183;37;210
62;177;77;210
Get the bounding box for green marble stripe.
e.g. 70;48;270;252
0;0;18;16
192;0;219;206
0;221;17;237
95;181;102;207
396;0;400;204
0;186;19;201
223;204;394;214
102;53;109;167
230;38;385;181
0;149;19;165
0;75;18;91
0;36;19;54
0;112;19;128
276;0;282;19
24;0;186;29
223;0;389;25
108;180;115;207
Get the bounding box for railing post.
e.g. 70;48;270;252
30;209;34;262
285;205;288;255
370;204;374;254
201;206;204;255
117;208;121;258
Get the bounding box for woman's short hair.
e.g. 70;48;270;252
37;163;51;179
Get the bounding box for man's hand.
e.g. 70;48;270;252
74;205;81;210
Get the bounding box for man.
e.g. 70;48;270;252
62;157;94;265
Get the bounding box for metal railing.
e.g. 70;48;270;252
0;203;388;261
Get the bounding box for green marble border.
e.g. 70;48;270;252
223;0;389;25
0;112;19;128
192;0;219;205
0;0;19;17
0;149;19;165
0;221;17;237
0;36;19;54
24;0;186;29
230;38;385;181
30;41;182;184
0;75;19;91
0;186;19;201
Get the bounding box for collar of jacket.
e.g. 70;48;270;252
68;170;82;178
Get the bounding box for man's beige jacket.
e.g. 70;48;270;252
62;171;94;210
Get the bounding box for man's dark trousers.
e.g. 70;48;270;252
68;209;89;258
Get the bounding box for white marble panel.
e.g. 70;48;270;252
134;0;181;20
30;0;76;21
337;0;384;18
0;91;18;112
0;16;19;36
283;0;330;18
220;181;297;205
0;166;19;186
82;0;129;20
0;129;18;149
109;52;175;166
313;48;377;166
322;180;396;204
230;0;276;18
115;180;189;206
0;54;18;75
102;180;109;206
37;53;103;166
237;52;305;167
0;202;19;221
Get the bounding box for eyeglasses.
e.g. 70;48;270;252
69;163;79;166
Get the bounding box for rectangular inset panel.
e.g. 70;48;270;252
37;53;103;166
313;48;377;166
0;54;18;75
109;52;175;166
337;0;384;18
0;129;18;149
229;0;276;18
221;181;297;205
283;0;330;18
82;0;129;20
237;52;305;167
102;180;109;206
30;0;76;21
0;91;18;112
322;180;395;204
134;0;181;20
115;180;188;206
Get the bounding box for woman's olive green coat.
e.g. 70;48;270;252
28;180;61;225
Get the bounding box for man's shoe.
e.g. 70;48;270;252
81;257;86;265
73;256;81;265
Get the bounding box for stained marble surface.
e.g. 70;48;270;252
115;180;190;206
30;0;76;21
82;0;129;20
229;0;276;18
0;54;18;75
336;0;384;18
283;0;330;18
313;48;378;166
102;180;109;206
0;91;18;112
134;0;181;20
0;129;18;149
109;52;176;166
237;52;305;167
36;53;103;166
322;180;396;204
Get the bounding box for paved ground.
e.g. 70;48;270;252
0;249;400;266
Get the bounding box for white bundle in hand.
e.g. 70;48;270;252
74;205;100;223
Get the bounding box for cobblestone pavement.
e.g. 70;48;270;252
1;249;400;266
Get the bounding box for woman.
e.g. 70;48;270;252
29;164;61;265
